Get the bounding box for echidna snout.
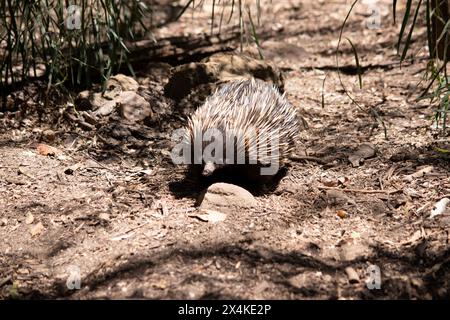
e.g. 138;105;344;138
202;161;216;176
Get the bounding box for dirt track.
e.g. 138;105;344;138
1;0;450;299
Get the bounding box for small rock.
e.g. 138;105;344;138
253;280;271;299
103;89;120;100
90;92;110;109
107;74;139;92
5;94;16;111
183;284;206;299
42;129;56;142
197;183;257;212
138;84;173;124
0;218;7;226
141;62;172;83
203;52;284;89
288;273;307;289
118;91;153;122
164;62;216;101
164;52;284;102
94;100;117;117
25;213;34;225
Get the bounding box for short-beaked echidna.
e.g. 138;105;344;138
183;78;299;183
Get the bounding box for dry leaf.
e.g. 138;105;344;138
322;179;338;187
30;222;44;236
338;176;349;186
36;144;61;157
64;163;81;175
18;167;33;178
337;210;348;219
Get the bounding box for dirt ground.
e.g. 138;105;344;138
1;0;450;299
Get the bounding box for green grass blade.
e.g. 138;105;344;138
433;146;450;154
321;74;327;109
393;0;397;23
211;0;216;34
397;0;412;53
247;5;264;59
175;0;195;21
346;37;363;89
227;0;235;24
400;0;422;63
426;0;434;58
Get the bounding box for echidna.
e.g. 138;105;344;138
182;78;299;184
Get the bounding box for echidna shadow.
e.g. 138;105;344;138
169;78;299;197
